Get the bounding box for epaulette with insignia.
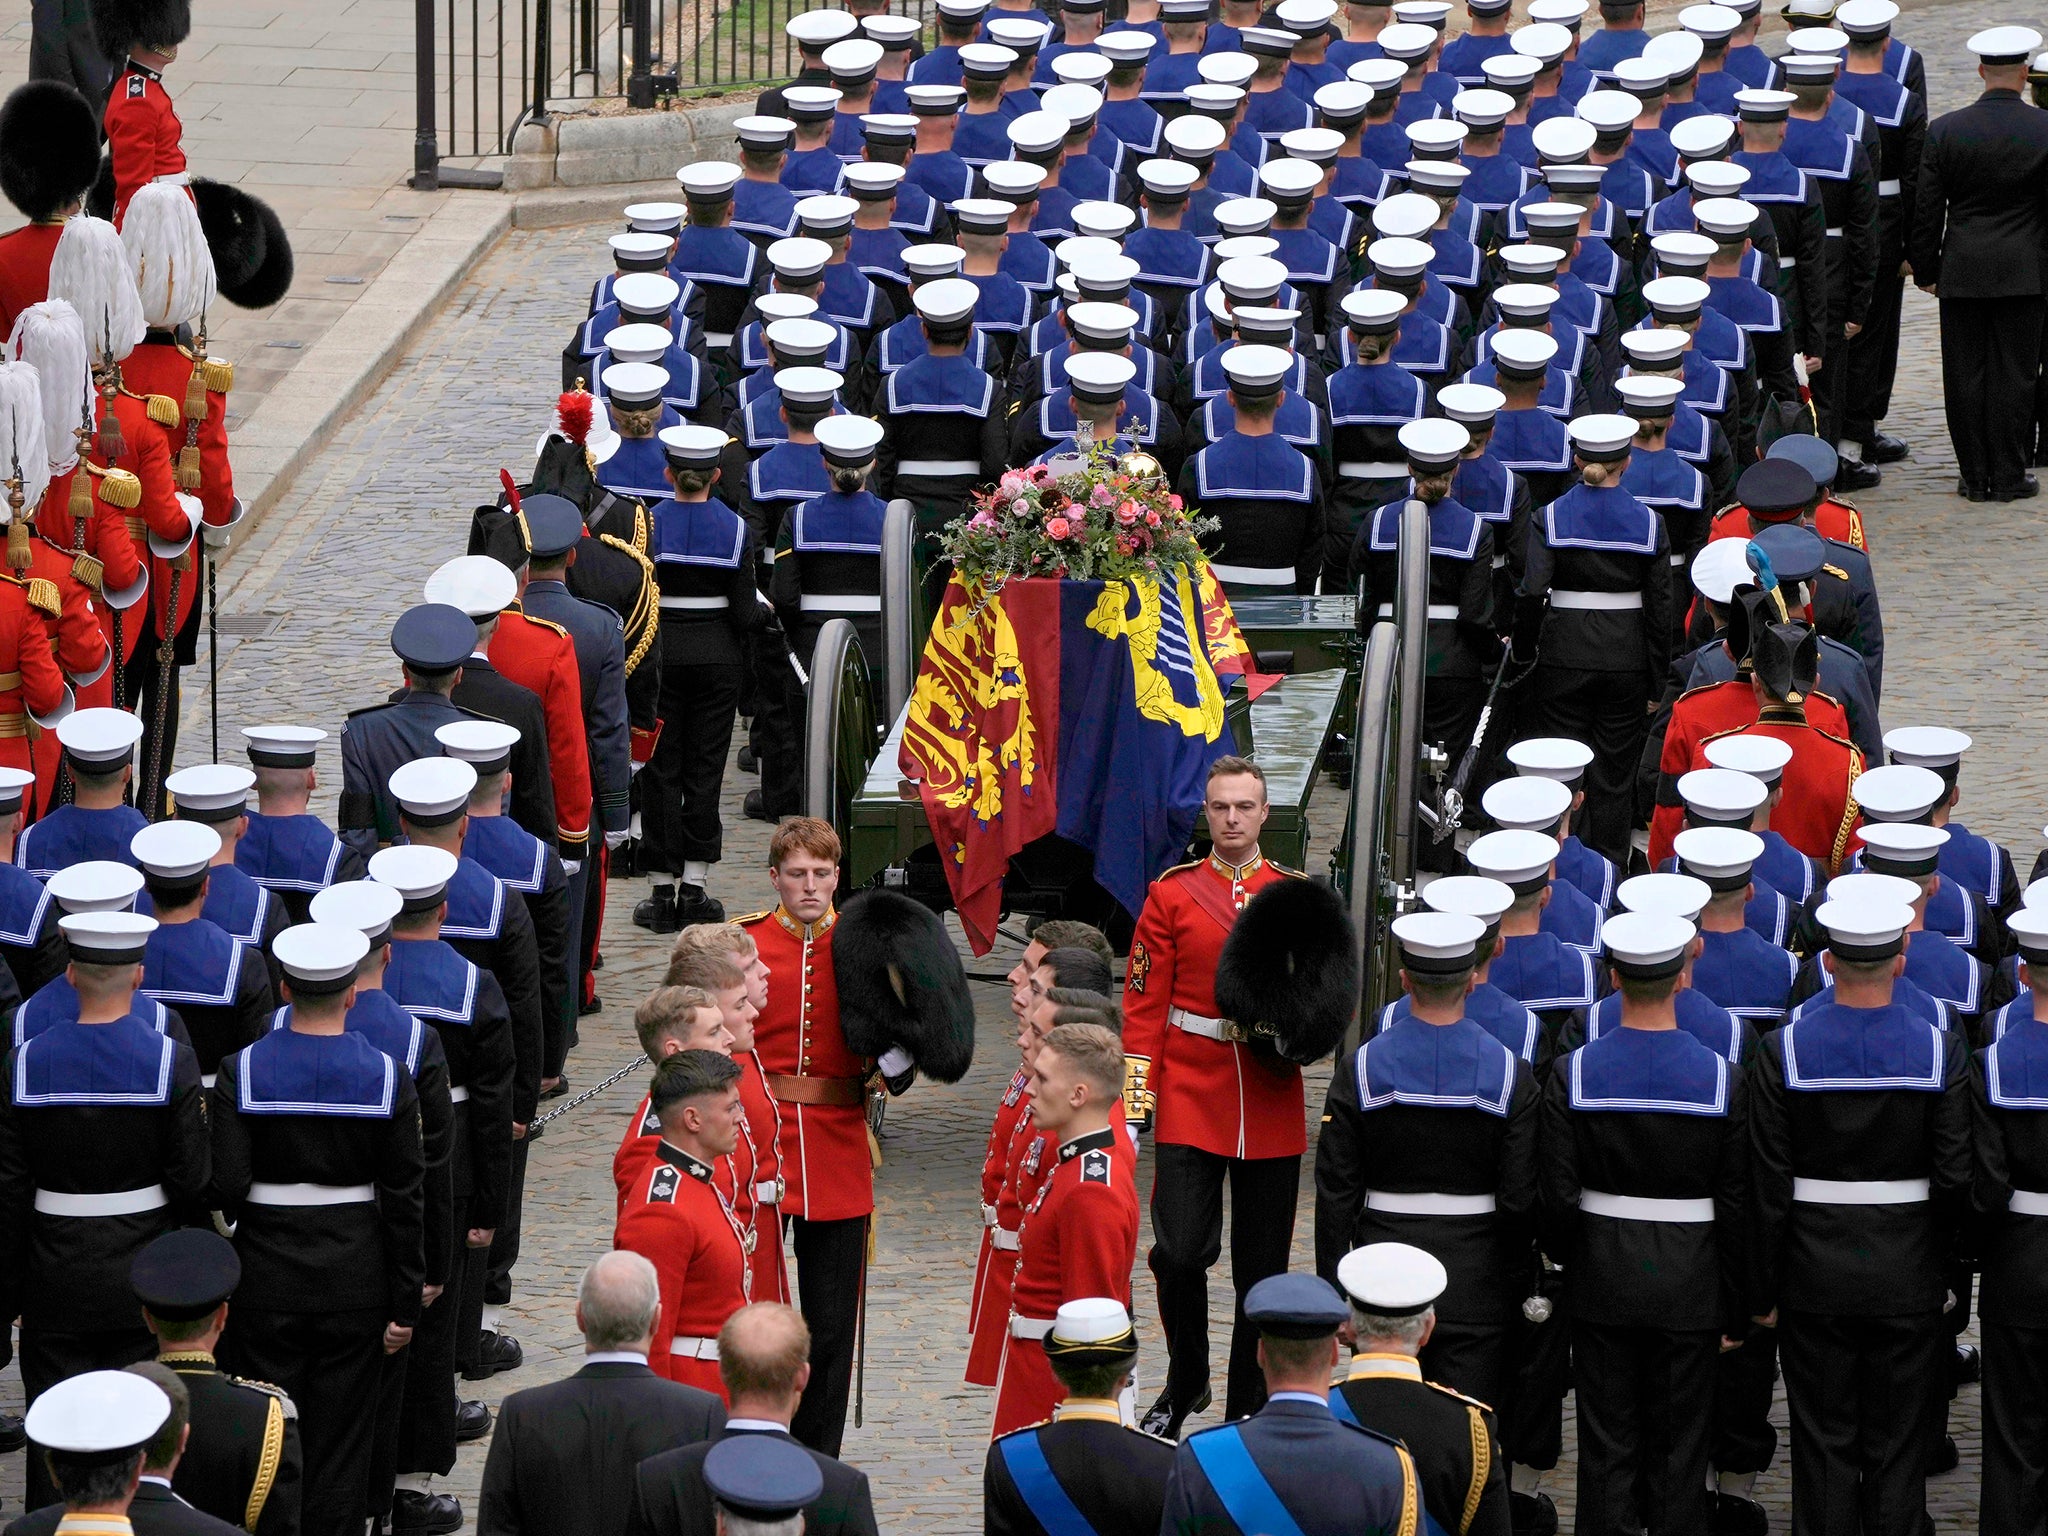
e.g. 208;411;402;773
1425;1379;1494;1413
23;579;60;620
344;701;396;720
1676;676;1750;705
1079;1148;1112;1184
1820;562;1849;580
513;609;571;638
228;1376;300;1419
1269;862;1307;879
648;1164;682;1203
1156;859;1203;882
734;909;774;926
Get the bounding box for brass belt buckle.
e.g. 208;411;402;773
1220;1017;1248;1043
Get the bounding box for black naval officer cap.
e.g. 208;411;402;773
1735;457;1817;523
390;603;478;673
704;1435;824;1521
1244;1272;1350;1339
522;494;586;561
1748;522;1824;588
132;1228;242;1321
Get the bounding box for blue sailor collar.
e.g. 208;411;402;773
17;803;148;878
1124;227;1208;290
1705;274;1786;338
1905;928;1982;1013
1692;924;1798;1022
15;1016;175;1107
339;992;425;1075
1588;985;1745;1062
463;815;550;894
142;919;246;1009
441;856;506;942
792;490;888;553
1369;496;1482;558
1378;985;1543;1062
0;863;52;948
817;262;882;330
1200;391;1320;450
1000;236;1059;294
1569;236;1621;296
888;184;939;237
1781;117;1857;181
669;228;761;286
236;1027;397;1117
1041;389;1161;446
1193;346;1310;401
651;496;747;568
1664;403;1711;463
1755;830;1816;902
886;355;996;416
1390;313;1452;376
1429;230;1485;290
15;979;170;1046
1452;452;1514;525
1572;1025;1731;1113
383;937;482;1025
199;863;271;946
1730;150;1809;203
749;441;831;504
1490;407;1573;474
1622;446;1705;512
1194;433;1315;500
1792;975;1951;1033
1647;188;1693;235
1782;1002;1944;1091
1460;153;1527;213
1987;1018;2048;1109
238;812;345;895
1270;227;1341;286
1492;929;1598;1010
1359;1015;1517;1117
1544;483;1660;554
1556;835;1616;909
1937;820;2008;904
1991;993;2034;1044
1831;69;1910;128
601;433;679;502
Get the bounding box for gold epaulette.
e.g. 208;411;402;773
630;499;650;555
134;390;179;427
1155;858;1203;881
732;909;775;926
89;463;142;509
1424;1378;1495;1413
175;342;235;396
1269;862;1307;879
1820;562;1849;581
72;553;105;593
1675;676;1749;707
23;578;60;619
514;608;570;638
225;1374;299;1417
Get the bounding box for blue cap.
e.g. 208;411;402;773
522;494;586;561
1765;431;1838;490
1243;1272;1350;1338
703;1435;824;1519
1735;457;1817;520
131;1228;241;1321
390;604;478;673
1749;522;1823;586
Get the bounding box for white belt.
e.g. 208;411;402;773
1778;255;1797;269
35;1185;167;1217
1791;1177;1930;1206
1010;1315;1056;1339
201;1073;216;1089
1170;1006;1234;1040
897;459;980;475
2011;1190;2048;1217
1491;555;1507;570
246;1182;377;1206
1366;1189;1497;1215
704;331;735;348
153;172;192;187
1877;179;1900;196
1579;1190;1715;1223
981;1201;999;1227
670;1335;721;1359
660;595;730;610
754;1177;784;1204
1824;226;1844;237
1339;461;1409;479
1376;603;1460;619
799;594;882;612
992;1227;1022;1251
1550;589;1642;610
1209;563;1296;587
448;1085;470;1103
1669;553;1688;566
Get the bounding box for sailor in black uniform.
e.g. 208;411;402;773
1327;289;1430;590
132;1229;305;1536
1486;330;1576;512
1466;829;1601;1049
983;1298;1176;1536
983;163;1062;303
0;765;64;1000
1750;889;1971;1536
1331;1242;1513;1536
1407;877;1556;1075
1480;778;1607;957
237;727;368;928
1315;911;1540;1416
1613;378;1714;622
1177;344;1325;598
14;866;185;1050
1183;303;1332;484
1690;195;1802;411
639;424;766;935
1674;827;1798;1031
1126;160;1209;341
1639;268;1757;470
163;764;289;988
591;284;725;431
865;245;988;389
1730;89;1830;390
130;822;274;1087
1544;908;1752;1536
17;708;150;879
0;908;207;1510
729;116;803;249
672;163;766;376
213;921;427;1536
1011;319;1185;480
1889;726;2019;921
875;276;1012;534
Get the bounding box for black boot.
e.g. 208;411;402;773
633;884;679;934
389;1489;462;1535
744;788;775;824
1137;1384;1211;1441
675;885;728;930
1509;1490;1559;1536
464;1328;524;1379
1835;457;1883;492
1863;432;1910;464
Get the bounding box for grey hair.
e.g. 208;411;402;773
579;1250;662;1351
1351;1304;1433;1353
720;1515;803;1536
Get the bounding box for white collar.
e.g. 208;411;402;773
138;1477;174;1488
1268;1390;1329;1406
724;1418;791;1433
585;1351;649;1365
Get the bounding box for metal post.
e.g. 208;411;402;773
412;0;440;188
627;0;654;105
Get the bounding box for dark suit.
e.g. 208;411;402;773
478;1359;725;1536
984;1414;1175;1536
624;1424;880;1536
163;1350;303;1536
8;1480;245;1536
1908;88;2048;496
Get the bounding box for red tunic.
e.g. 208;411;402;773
20;534;113;819
0;578;69;790
43;427;159;670
489;610;592;853
738;906;875;1223
967;1069;1035;1354
119;339;232;643
1122;854;1305;1161
613;1141;751;1398
991;1127;1141;1437
1648;678;1854;868
1706;708;1863;874
967;1085;1051;1387
105;65;187;229
1708;498;1866;552
0;223;64;341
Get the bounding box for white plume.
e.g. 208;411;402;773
48;216;147;363
0;362;53;518
122;184;217;329
8;301;94;475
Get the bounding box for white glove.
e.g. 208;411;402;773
605;830;630;850
878;1046;915;1078
201;521;232;551
563;859;583;877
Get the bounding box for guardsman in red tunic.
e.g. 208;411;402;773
485;606;592;868
94;0;194;228
613;982;735;1211
992;1021;1142;1439
0;82;101;338
613;1050;753;1399
1123;756;1305;1437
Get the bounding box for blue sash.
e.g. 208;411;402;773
1329;1391;1360;1425
1187;1426;1307;1536
997;1432;1101;1536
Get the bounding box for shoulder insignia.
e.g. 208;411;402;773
1424;1379;1494;1412
1007;397;1023;419
640;1104;661;1135
1268;862;1307;880
93;467;141;509
514;609;571;639
1157;858;1203;881
1079;1148;1112;1185
24;578;60;620
648;1164;681;1203
1820;562;1849;580
226;1375;300;1418
127;73;146;98
734;909;774;926
631;500;650;555
1844;506;1866;548
1675;677;1748;705
344;701;395;720
143;393;179;428
1127;940;1149;994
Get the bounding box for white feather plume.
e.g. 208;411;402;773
8;301;94;475
122;184;217;329
48;216;147;364
0;362;53;519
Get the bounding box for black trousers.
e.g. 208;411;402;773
20;1321;155;1509
225;1306;388;1536
789;1213;866;1457
1941;295;2047;496
1520;666;1648;864
1983;1319;2048;1536
484;1137;530;1312
1147;1143;1302;1421
1778;1308;1945;1536
1504;1269;1571;1471
1712;1322;1781;1477
758;662;806;820
644;659;741;874
1842;222;1906;448
1573;1321;1719;1536
1808;316;1852;450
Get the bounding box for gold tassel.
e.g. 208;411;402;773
96;410;125;463
9;521;31;574
176;445;202;489
68;470;92;523
202;357;234;394
72;553;104;593
145;395;178;428
171;545;193;574
24;577;59;618
95;468;141;509
183;368;208;424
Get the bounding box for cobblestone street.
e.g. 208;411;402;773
0;0;2040;1529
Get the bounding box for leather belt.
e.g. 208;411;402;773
153;171;193;186
246;1182;376;1206
1208;562;1295;587
799;594;883;612
670;1335;720;1359
1579;1190;1715;1223
1877;179;1900;196
897;459;981;475
1376;603;1460;619
765;1071;867;1106
35;1185;167;1216
1366;1189;1497;1215
1790;1176;1929;1205
2010;1189;2048;1216
660;595;730;610
1010;1315;1055;1339
0;671;21;690
1338;461;1409;479
992;1227;1022;1252
753;1177;784;1204
448;1085;470;1102
1169;1006;1246;1042
1550;589;1642;610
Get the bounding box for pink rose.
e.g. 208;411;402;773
1168;493;1184;511
1046;517;1073;540
1091;485;1116;507
1116;499;1141;525
1144;509;1161;527
1000;470;1027;491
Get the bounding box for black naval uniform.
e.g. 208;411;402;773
1838;71;1927;461
983;1402;1177;1536
1783;115;1881;449
873;349;1011;551
1332;1354;1512;1536
0;862;64;1002
6;1478;246;1536
0;1009;210;1509
140;913;277;1083
1176;431;1325;599
1908;84;2048;500
213;1025;427;1536
163;1349;306;1536
463;812;574;1078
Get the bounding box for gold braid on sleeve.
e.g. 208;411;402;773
245;1395;284;1531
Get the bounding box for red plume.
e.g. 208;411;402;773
499;468;522;516
557;389;594;447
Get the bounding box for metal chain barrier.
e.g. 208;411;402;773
530;1053;649;1129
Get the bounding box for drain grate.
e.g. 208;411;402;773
215;612;286;641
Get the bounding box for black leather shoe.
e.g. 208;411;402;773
1990;477;2042;502
1835;457;1883;492
1863;432;1910;464
744;788;775;823
1138;1385;1211;1440
463;1329;523;1380
454;1398;493;1441
390;1490;463;1534
633;885;678;934
738;745;759;772
676;885;728;930
1955;1342;1983;1384
0;1411;24;1453
1509;1490;1559;1536
1959;477;1987;500
1929;1434;1960;1475
1710;1492;1769;1536
580;994;602;1016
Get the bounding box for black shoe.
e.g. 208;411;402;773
463;1329;523;1380
1929;1434;1960;1475
744;788;775;824
1509;1490;1559;1536
1863;432;1910;464
389;1490;463;1535
1955;1342;1983;1385
580;994;602;1016
1959;477;1988;500
1835;457;1883;492
633;885;679;934
738;745;759;772
1710;1492;1769;1536
1990;476;2042;502
454;1398;493;1442
0;1411;23;1453
675;885;728;930
1138;1384;1211;1440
